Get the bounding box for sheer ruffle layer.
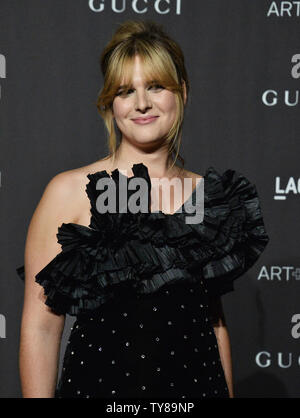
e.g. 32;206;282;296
16;164;269;316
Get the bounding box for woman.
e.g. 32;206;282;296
17;19;269;398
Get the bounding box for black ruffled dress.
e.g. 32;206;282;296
16;163;269;399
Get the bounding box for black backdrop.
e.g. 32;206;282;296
0;0;299;398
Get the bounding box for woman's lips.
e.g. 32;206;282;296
131;116;159;125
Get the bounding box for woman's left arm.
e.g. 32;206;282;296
208;296;234;398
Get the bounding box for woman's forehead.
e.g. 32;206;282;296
118;55;161;79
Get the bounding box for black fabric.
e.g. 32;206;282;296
54;281;230;399
16;163;269;399
16;163;269;316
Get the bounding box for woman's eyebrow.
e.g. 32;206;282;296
117;84;129;89
117;80;159;89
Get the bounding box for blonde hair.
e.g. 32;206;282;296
96;19;190;171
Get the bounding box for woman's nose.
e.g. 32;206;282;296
135;90;152;112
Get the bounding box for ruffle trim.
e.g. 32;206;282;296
16;164;270;316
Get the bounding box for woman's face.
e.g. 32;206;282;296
112;54;180;147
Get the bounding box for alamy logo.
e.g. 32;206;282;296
0;53;6;100
95;172;204;224
0;314;6;339
291;314;300;339
89;0;183;14
291;54;300;79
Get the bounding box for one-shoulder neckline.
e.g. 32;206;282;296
86;162;205;217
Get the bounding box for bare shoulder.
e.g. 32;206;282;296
45;158;112;225
39;168;87;224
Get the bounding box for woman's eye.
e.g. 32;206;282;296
115;85;164;96
116;88;133;96
149;84;164;90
